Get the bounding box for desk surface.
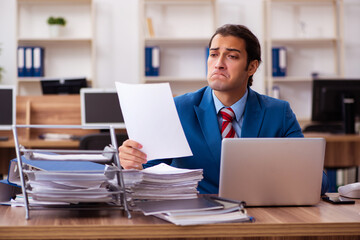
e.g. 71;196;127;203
0;138;79;148
304;133;360;142
1;195;360;240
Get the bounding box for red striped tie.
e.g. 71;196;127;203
220;107;237;138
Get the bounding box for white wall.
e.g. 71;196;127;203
94;0;140;88
0;0;16;86
344;0;360;77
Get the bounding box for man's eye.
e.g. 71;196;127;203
209;53;217;57
228;55;238;59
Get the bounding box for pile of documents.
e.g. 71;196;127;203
124;163;203;200
24;165;120;204
135;196;253;226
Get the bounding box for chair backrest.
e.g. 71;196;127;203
79;133;128;150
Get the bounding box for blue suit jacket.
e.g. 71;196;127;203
144;86;328;195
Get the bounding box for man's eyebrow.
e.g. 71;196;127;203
226;48;241;53
209;47;241;53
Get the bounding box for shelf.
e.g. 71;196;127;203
140;0;216;94
18;37;92;43
270;0;336;3
18;77;93;86
270;37;337;45
18;0;91;3
264;0;344;120
145;37;210;46
145;76;207;82
18;77;42;83
145;0;215;4
272;76;313;82
16;0;95;95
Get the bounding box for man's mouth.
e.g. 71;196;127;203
211;71;229;78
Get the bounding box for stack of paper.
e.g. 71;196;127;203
24;166;121;204
126;163;203;200
115;83;199;200
136;197;253;226
24;146;115;163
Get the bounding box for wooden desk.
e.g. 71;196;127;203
305;133;360;168
0;195;359;240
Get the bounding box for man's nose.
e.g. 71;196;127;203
215;55;226;69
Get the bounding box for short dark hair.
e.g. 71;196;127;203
208;24;261;87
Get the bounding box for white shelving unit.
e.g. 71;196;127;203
264;0;344;120
139;0;217;96
16;0;95;95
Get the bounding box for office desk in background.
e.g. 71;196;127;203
0;95;95;176
0;194;359;240
304;133;360;168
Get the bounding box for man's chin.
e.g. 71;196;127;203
208;81;228;91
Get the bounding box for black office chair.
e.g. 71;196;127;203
79;133;128;150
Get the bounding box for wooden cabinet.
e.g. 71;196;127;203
264;0;344;120
16;0;95;95
139;0;217;95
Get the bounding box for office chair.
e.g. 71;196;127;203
79;132;128;150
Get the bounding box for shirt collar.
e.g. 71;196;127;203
212;88;248;122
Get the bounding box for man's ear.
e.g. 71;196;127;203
247;60;259;76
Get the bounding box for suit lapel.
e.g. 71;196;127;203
194;87;222;162
241;88;265;137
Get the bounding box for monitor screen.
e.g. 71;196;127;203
41;77;88;94
80;88;125;129
0;86;16;130
312;79;360;125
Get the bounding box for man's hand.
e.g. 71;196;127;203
118;139;147;170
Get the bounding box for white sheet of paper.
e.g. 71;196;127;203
115;82;193;161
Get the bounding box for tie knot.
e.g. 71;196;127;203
220;107;235;122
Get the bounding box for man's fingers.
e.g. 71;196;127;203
122;139;143;149
119;139;147;169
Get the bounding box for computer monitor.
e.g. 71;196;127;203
311;79;360;133
41;77;88;94
0;85;16;130
80;88;125;129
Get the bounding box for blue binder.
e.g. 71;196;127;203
278;47;287;77
272;47;287;77
33;47;44;77
145;46;160;76
151;46;160;76
272;47;279;77
17;47;26;77
7;156;105;187
24;47;34;77
145;47;153;76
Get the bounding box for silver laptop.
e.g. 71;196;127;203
219;138;326;206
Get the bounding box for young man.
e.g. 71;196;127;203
119;24;328;195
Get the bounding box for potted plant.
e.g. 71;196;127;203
47;16;66;37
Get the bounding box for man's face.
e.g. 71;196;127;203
207;34;255;96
